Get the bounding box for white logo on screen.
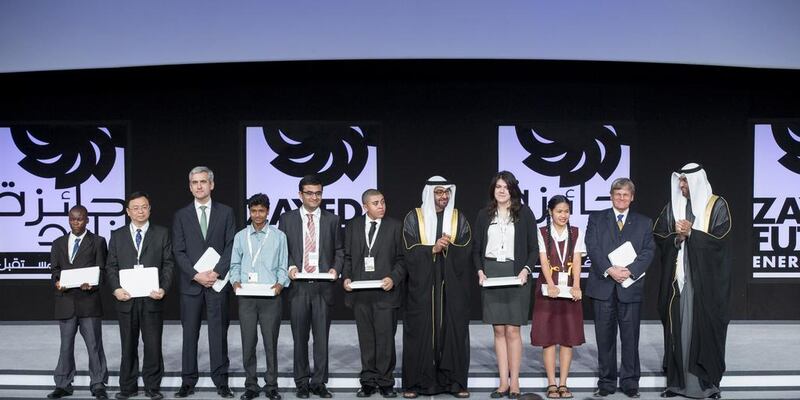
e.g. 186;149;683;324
246;125;377;225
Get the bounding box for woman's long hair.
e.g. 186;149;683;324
487;170;523;222
544;195;576;271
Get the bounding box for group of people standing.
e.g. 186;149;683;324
47;163;731;400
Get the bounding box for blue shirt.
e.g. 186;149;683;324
230;224;290;287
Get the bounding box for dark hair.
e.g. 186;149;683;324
299;174;323;192
361;188;382;204
125;191;150;209
69;205;88;217
487;170;523;222
544;195;576;272
247;193;270;209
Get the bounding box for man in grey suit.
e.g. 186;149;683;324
278;175;344;399
106;192;174;400
172;166;236;398
585;178;655;398
48;205;109;400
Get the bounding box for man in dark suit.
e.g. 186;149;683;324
278;175;344;399
342;189;404;398
585;178;655;398
172;166;236;398
48;205;109;400
106;192;174;400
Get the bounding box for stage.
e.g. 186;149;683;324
0;321;797;399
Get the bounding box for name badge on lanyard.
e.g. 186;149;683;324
554;230;569;286
247;227;269;277
364;257;375;272
134;264;144;270
496;248;507;263
308;252;319;270
558;270;569;286
497;219;508;262
248;272;259;283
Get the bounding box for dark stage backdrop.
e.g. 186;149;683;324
1;60;798;320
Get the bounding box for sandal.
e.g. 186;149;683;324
557;385;573;399
403;391;418;399
546;385;559;399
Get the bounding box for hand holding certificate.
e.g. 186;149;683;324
192;247;229;292
119;267;159;298
235;283;276;297
608;241;646;288
59;266;100;289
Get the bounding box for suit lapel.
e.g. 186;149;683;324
357;216;369;256
72;232;92;265
138;226;153;259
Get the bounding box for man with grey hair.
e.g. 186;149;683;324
172;166;236;398
585;178;654;398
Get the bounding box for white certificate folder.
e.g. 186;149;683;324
607;241;645;288
235;283;276;296
60;266;100;288
192;247;229;292
119;267;159;298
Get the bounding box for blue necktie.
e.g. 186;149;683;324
70;238;80;263
135;229;142;251
617;214;624;231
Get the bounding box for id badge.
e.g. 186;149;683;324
364;257;375;272
133;264;144;270
248;272;259;283
557;271;569;287
308;252;319;270
496;248;507;263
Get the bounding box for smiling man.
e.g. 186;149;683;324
585;178;655;398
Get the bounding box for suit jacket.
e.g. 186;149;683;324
472;204;539;275
50;231;107;319
172;201;236;295
278;208;344;305
106;223;175;312
585;208;655;303
342;215;405;308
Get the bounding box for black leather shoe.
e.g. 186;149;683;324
593;388;613;397
709;393;721;399
47;387;73;399
296;387;310;399
115;391;138;400
265;389;282;400
312;385;333;398
623;389;640;398
92;388;109;399
145;389;164;400
660;390;678;398
379;387;397;398
240;389;260;400
174;384;195;398
357;386;375;398
218;385;235;398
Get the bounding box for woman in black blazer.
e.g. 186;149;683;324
473;171;539;399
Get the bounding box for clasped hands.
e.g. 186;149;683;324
675;219;693;242
54;281;94;291
432;234;451;254
606;265;631;283
194;270;220;287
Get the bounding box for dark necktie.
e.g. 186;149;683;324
617;214;624;231
135;229;142;251
70;238;81;263
368;221;377;244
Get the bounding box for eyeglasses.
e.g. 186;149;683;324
128;206;150;212
433;189;451;196
301;191;323;198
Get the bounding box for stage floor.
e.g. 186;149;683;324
0;321;797;399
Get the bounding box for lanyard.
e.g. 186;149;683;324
552;228;569;268
498;215;510;251
247;226;270;266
